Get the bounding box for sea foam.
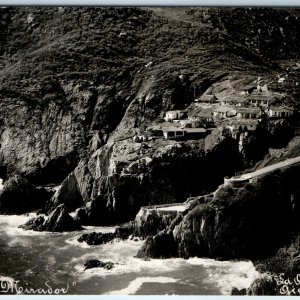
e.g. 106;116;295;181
105;276;178;295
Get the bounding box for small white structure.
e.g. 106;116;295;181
164;110;186;122
228;119;259;133
257;83;269;93
162;127;185;140
180;119;192;128
269;105;294;118
213;106;236;118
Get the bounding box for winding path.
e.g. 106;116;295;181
239;156;300;180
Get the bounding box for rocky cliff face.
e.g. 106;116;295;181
137;163;300;260
0;175;52;214
0;7;299;180
0;7;300;222
49;132;243;224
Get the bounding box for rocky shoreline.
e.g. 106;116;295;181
1;136;300;294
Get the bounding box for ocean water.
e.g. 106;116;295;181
0;214;260;295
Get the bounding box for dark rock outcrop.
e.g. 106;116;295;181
0;175;53;214
20;204;82;232
134;206;180;238
173;164;300;259
47;172;83;212
136;163;300;260
55;134;242;225
115;223;134;239
231;287;246;295
78;232;115;245
84;260;114;271
19;216;45;231
43;204;82;232
136;230;178;259
246;277;277;295
78;223;134;245
247;233;300;295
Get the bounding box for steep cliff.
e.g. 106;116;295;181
0;7;300;222
137;162;300;260
50;134;241;224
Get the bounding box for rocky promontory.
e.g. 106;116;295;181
137;162;300;259
0;175;52;214
19;204;82;232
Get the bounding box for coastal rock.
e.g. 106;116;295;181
247;277;277;295
251;233;300;295
66;134;241;225
134;206;179;238
78;232;115;245
43;204;82;232
84;260;114;271
115;223;134;239
136;230;178;259
138;163;300;260
0;175;52;214
78;223;133;245
47;172;83;212
19;216;45;231
20;204;82;232
231;287;246;295
173;164;300;259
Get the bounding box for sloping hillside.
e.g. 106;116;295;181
0;8;299;224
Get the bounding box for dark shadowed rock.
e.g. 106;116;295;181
19;216;45;231
84;260;114;271
78;232;115;245
78;223;133;245
115;223;134;240
0;175;53;214
134;207;179;238
136;230;178;259
47;172;83;212
173;164;300;259
43;204;82;232
231;287;247;295
247;277;277;295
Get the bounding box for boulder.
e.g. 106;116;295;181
84;260;114;270
136;230;178;259
0;175;53;214
78;232;115;245
247;277;278;295
134;207;179;238
19;205;82;232
46;172;83;212
43;204;82;232
19;216;45;231
115;223;134;239
231;287;247;295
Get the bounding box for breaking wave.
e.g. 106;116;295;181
0;214;260;295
